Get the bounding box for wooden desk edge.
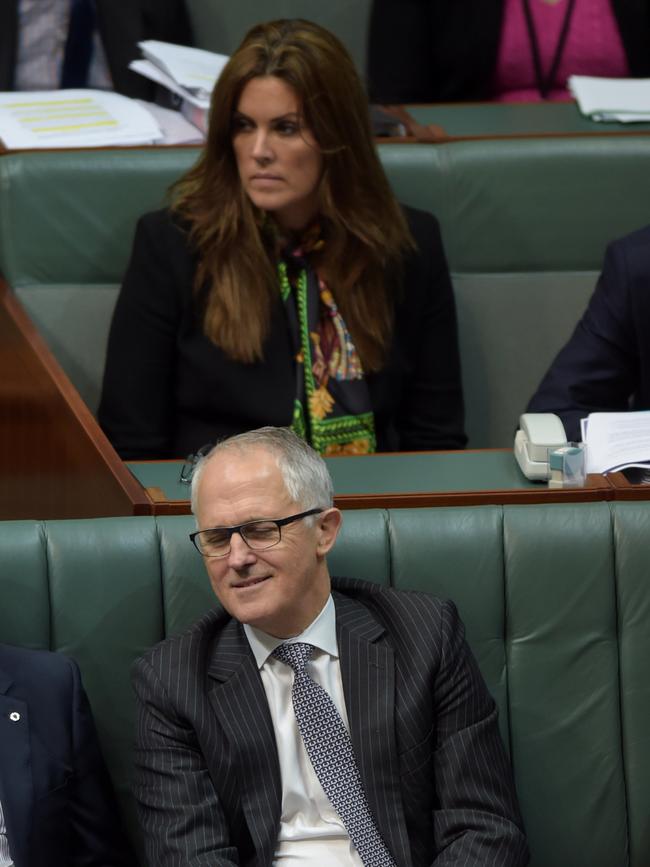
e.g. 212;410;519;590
605;470;650;500
139;468;612;513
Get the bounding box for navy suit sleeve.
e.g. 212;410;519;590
527;239;638;442
431;601;529;865
132;656;239;866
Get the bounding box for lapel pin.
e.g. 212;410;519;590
9;712;20;722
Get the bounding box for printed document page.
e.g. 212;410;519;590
0;90;162;148
582;411;650;473
569;75;650;122
137;41;229;105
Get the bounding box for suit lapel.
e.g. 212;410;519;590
0;669;32;867
334;593;413;867
207;621;281;864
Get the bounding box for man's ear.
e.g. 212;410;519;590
315;508;342;556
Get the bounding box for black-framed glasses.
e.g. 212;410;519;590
179;444;213;485
189;508;323;558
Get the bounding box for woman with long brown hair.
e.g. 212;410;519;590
99;18;466;458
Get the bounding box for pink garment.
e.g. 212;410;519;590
492;0;630;102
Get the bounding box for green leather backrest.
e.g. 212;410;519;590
0;149;199;285
4;141;648;284
184;0;371;77
398;137;650;272
0;503;648;866
2;139;650;443
0;148;200;414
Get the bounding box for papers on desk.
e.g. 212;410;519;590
129;41;229;109
135;100;204;145
0;89;163;148
581;411;650;475
569;75;650;122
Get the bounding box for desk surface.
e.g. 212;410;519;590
127;449;612;513
407;101;650;140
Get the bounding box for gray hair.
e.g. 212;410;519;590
190;427;334;518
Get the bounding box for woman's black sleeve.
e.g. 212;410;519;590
98;211;186;459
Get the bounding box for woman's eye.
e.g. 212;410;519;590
276;122;299;136
232;116;253;133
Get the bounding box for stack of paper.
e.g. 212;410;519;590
569;75;650;122
581;411;650;473
135;100;205;145
0;89;163;148
129;41;229;110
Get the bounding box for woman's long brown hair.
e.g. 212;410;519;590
171;19;414;371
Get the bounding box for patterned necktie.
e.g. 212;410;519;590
272;642;397;867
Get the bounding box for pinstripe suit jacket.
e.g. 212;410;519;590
132;577;528;866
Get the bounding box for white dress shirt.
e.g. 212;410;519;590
0;797;14;867
15;0;112;91
244;596;364;867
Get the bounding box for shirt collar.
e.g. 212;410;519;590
244;594;338;669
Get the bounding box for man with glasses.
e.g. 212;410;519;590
132;426;528;866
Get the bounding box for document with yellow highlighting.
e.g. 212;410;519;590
0;89;163;149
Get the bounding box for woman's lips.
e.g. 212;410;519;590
250;175;284;185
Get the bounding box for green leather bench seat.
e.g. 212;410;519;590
3;137;650;445
1;502;648;866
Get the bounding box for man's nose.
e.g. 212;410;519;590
227;531;256;568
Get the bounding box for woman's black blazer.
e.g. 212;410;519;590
98;206;466;459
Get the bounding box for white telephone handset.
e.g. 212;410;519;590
514;413;569;480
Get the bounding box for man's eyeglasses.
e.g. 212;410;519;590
179;444;213;485
189;508;323;558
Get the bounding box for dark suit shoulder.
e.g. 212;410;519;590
133;607;231;677
125;207;197;300
608;222;650;254
331;576;454;655
135;206;192;248
397;203;450;293
401;203;443;247
606;223;650;289
332;574;447;611
0;643;77;695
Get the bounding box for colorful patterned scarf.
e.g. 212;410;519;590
276;224;376;456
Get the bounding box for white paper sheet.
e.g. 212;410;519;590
0;89;162;148
569;75;650;122
129;58;207;107
582;411;650;473
135;100;204;144
137;40;229;105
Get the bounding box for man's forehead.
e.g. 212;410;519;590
204;445;279;481
197;446;292;514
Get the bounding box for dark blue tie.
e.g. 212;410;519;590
60;0;96;88
272;642;397;867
